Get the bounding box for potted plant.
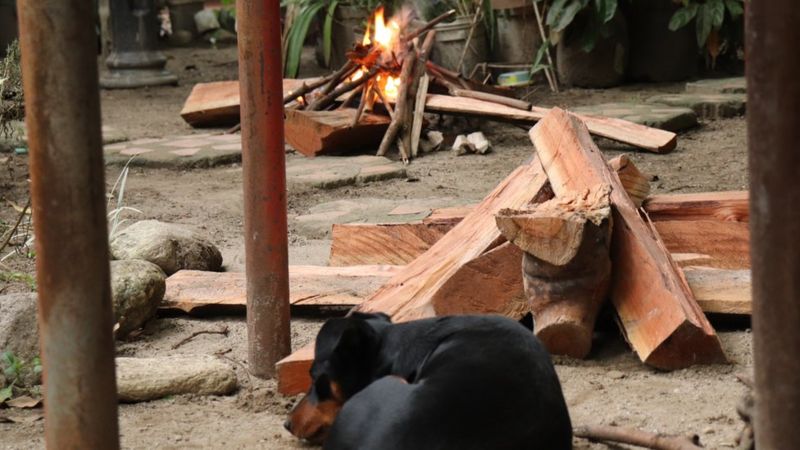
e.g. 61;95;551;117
667;0;744;70
545;0;628;88
414;0;494;78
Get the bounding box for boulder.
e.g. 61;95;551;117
0;293;39;363
110;220;223;275
111;260;167;338
116;356;238;402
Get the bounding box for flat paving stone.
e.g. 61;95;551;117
293;197;465;239
105;133;242;168
685;77;746;94
286;155;407;190
572;103;698;132
1;121;129;150
647;93;746;120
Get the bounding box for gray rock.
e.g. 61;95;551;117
111;260;167;338
685;77;746;94
646;93;746;120
572;102;698;132
0;294;39;362
116;356;237;402
110;220;223;275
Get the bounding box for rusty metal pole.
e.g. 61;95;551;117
236;0;291;378
747;1;800;449
17;1;120;448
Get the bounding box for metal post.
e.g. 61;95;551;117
237;0;291;378
17;1;120;448
100;0;177;88
747;1;800;449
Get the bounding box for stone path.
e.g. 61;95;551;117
572;103;698;132
685;77;746;94
647;93;746;120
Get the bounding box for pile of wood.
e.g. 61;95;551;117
180;11;679;157
268;108;745;395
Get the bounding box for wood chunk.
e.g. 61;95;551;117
284;109;390;157
161;266;400;314
424;94;677;153
530;108;725;369
277;346;315;396
467;132;491;154
329;222;451;267
352;158;550;321
651;220;749;269
608;155;651;208
683;266;751;315
644;191;749;222
181;79;310;127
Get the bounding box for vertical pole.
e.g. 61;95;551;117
237;0;291;378
17;0;120;448
747;1;800;449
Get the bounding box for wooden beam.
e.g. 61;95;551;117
424;94;677;153
161;266;401;314
683;266;751;315
352;158;550;320
329;191;750;269
530;108;725;369
284;109;390;157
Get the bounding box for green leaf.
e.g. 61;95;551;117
595;0;617;23
533;40;549;67
322;0;339;68
724;0;744;18
668;4;698;31
695;4;713;47
0;384;13;403
548;0;584;32
707;0;725;28
546;0;570;26
284;3;325;78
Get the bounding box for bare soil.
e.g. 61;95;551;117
1;44;750;449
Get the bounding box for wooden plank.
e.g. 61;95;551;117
284;109;390;157
424;94;677;153
275;263;751;395
351;158;550;320
161;266;401;313
530;108;725;369
180;79;311;127
644;191;749;222
329;193;751;270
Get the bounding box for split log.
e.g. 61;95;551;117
574;425;703;450
498;186;613;358
530;108;725;369
683;266;751;315
161;266;401;314
644;191;749;222
330;221;452;267
652;220;749;269
608;154;651;208
181;79;311;127
284;109;390;157
424;94;677;153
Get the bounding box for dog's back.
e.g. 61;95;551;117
324;315;572;450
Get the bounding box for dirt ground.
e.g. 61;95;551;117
0;44;750;449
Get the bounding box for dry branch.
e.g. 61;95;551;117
574;425;703;450
401;9;456;43
306;67;376;111
283;61;355;105
376;50;417;159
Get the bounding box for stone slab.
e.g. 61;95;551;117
293;197;466;239
572;103;698;132
286;155;407;190
116;356;237;402
685;77;746;94
104;133;241;168
647;93;746;120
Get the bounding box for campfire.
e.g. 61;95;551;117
281;7;513;163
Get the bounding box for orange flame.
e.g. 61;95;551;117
362;7;399;52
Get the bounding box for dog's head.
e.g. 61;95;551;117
285;313;390;443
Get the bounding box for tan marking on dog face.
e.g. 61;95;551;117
286;381;345;444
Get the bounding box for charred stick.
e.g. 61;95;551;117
373;82;395;120
282;61;355;105
402;9;456;43
338;86;361;109
351;80;372;126
418;29;437;62
320;61;359;96
451;88;532;111
574;425;703;450
307;67;377;111
426;60;471;89
376;50;417;158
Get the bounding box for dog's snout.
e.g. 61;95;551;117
283;419;292;432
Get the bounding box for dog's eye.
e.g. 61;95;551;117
314;374;332;398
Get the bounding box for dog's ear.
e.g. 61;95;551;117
519;312;535;331
332;317;380;362
348;312;391;324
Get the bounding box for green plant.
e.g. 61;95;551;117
0;271;36;290
0;39;24;140
544;0;618;52
668;0;743;65
1;351;42;403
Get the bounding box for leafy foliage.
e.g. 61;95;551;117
1;351;42;403
669;0;744;63
544;0;618;52
0;39;24;140
0;272;36;291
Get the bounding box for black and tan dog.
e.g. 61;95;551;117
285;313;572;450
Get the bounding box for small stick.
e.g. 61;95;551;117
419;29;438;62
376;50;417;158
451;88;532;111
456;3;483;75
410;73;429;158
282;61;355;105
0;198;30;255
402;9;456;43
574;425;703;450
338;86;361;109
171;325;230;350
225;123;241;134
373;82;395;120
532;0;559;93
306;67;377;111
351;80;372;126
319;61;359;97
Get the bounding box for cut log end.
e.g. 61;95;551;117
641;320;728;370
